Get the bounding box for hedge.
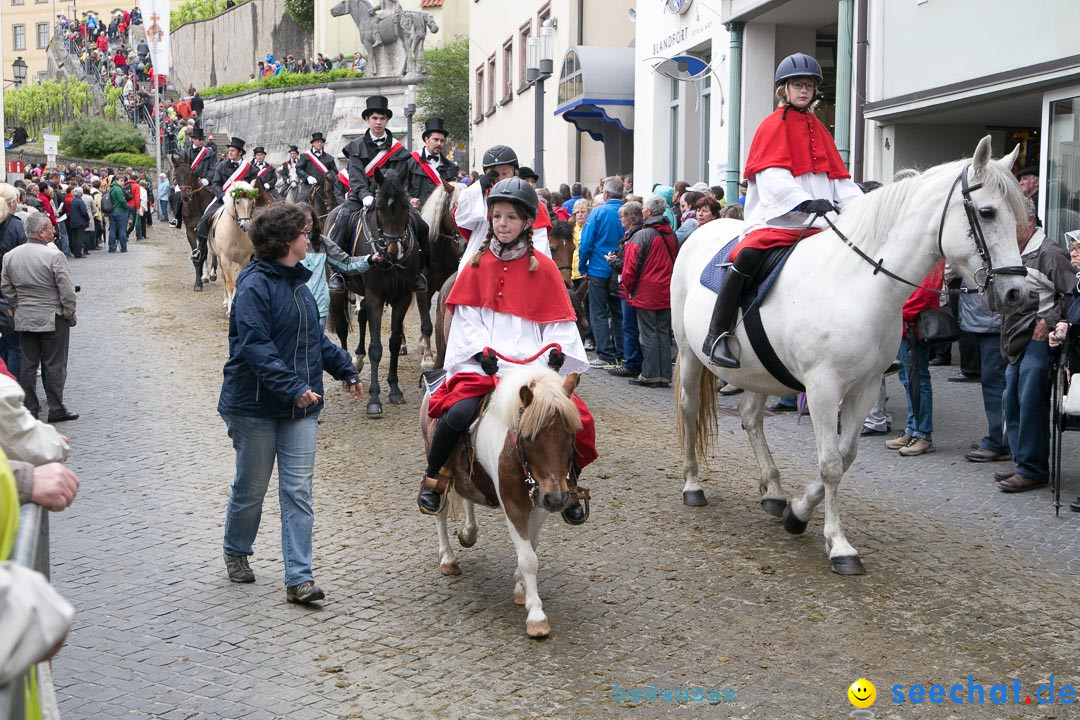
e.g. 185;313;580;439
60;118;146;158
102;152;157;168
199;68;360;98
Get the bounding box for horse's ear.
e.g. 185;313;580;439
519;384;534;408
374;167;385;185
998;144;1021;173
972;135;993;177
562;372;580;397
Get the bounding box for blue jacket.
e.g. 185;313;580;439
218;258;359;419
561;194;583;214
300;235;372;318
577;199;623;279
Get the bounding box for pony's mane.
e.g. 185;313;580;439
421;181;463;230
490;366;582;439
831;153;1027;256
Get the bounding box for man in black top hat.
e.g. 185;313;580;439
195;137;259;248
170;126;214;228
330;95;422;264
251;146;276;195
295;132;344;203
406;117;461;208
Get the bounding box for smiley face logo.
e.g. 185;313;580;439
847;678;876;708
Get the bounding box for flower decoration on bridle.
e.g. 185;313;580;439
229;186;259;200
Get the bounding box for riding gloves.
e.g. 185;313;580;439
548;349;565;371
796;199;837;215
475;350;499;376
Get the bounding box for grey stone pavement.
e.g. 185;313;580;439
41;226;1080;719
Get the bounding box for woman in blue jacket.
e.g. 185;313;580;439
218;202;364;605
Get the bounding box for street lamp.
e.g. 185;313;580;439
526;20;555;187
404;84;416;151
12;57;27;88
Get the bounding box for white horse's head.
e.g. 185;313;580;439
226;181;258;232
935;136;1028;315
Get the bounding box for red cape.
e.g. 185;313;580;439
744;106;850;180
447;248;575;323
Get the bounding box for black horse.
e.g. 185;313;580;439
305;173;340;225
171;158;217;291
327;168;420;417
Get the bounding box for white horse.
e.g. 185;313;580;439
421;366;583;638
672;136;1028;574
208;181;258;316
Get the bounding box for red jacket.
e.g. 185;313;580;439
126;181;140;210
621;216;678;311
901;260;945;329
38;193;58;226
96;35;108;52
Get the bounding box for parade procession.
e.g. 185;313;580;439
3;0;1080;717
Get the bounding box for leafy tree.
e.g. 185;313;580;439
174;0;250;29
3;79;94;137
417;39;469;143
283;0;314;30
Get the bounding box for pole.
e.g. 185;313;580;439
0;21;7;180
406;114;413;151
725;22;744;204
155;74;161;195
834;0;855;165
533;75;545;187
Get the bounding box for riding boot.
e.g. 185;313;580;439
561;464;589;526
418;396;482;515
701;263;752;368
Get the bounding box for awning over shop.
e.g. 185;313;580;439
555;46;635;142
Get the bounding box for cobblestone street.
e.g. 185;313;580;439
46;226;1080;719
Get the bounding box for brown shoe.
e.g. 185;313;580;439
885;433;913;450
899;438;935;456
993;466;1018;481
996;473;1048;493
965;448;1011;463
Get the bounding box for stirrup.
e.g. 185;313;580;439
707;333;740;369
417;472;451;516
562;486;590;525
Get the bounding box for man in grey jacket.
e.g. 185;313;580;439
995;199;1074;492
0;213;79;422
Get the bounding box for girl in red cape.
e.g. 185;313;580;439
417;178;596;524
702;52;863;368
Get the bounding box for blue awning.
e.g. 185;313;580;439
554;46;634;140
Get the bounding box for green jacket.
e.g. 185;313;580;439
107;183;127;214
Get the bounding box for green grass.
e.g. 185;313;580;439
199;68;360;98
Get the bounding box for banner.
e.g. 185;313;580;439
144;0;170;76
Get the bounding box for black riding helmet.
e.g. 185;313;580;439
486;177;538;219
482;144;519;171
774;52;823;85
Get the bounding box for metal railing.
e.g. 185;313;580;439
0;503;52;720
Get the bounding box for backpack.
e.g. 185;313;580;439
122;184;134;201
101;189;114;213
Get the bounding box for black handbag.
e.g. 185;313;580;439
917;306;962;344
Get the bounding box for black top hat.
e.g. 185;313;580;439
288;145;299;153
310;132;326;143
189;127;204;139
253;146;266;155
362;95;393;120
227;137;246;152
421;117;447;140
517;166;539;182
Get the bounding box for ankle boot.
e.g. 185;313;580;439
702;265;751;368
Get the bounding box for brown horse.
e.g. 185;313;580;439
306;173;340;224
171;158;216;291
416;181;465;372
421;366;582;638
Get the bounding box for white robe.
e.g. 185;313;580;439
454;182;550;272
742;167;863;238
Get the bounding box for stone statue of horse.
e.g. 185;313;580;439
329;0;437;76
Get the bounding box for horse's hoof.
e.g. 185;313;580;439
782;505;809;535
421;358;436;374
513;587;526;605
830;555;866;575
353;355;365;372
760;498;787;517
399;345;408;356
440;561;461;576
388;390;405;405
526;619;550;638
366;403;383;417
683;489;708;507
193;284;203;292
457;528;477;548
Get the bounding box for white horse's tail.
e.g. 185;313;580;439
674;354;718;464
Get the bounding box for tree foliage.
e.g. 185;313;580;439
417;39;469;143
3;79;94;137
283;0;314;30
199;68;359;98
60;118;146;158
173;0;250;29
103;152;157;168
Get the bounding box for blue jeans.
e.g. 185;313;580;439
898;336;933;440
1003;340;1051;482
109;210;127;251
134;213;145;240
221;413;319;588
976;333;1008;454
57;222;71;257
587;275;622;363
0;334;19;378
620;300;641;373
158;198;169;222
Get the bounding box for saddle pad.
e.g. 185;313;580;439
699;236;794;305
422;368;447;397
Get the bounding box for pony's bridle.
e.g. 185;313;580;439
508;419;575;507
825;164;1026;295
935;164;1027;292
362;207;412;268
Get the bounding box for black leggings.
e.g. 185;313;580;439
425;395;483;478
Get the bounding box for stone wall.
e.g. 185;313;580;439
169;0;312;92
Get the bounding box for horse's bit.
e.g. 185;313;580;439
825;163;1026;295
508;417;575;507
